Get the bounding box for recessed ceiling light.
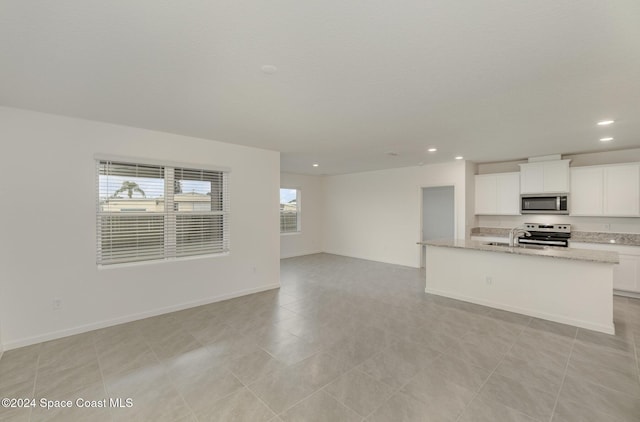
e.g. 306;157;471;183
261;65;278;74
455;156;464;160
600;137;614;142
597;120;615;126
312;163;319;167
427;148;437;152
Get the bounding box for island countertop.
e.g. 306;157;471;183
419;239;619;264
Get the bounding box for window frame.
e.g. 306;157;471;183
280;187;301;235
95;154;231;267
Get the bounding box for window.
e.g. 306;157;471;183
280;188;300;233
97;159;229;265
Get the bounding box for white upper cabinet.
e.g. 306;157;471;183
605;164;640;216
519;160;570;194
475;175;497;215
570;163;640;217
570;167;604;216
475;172;520;215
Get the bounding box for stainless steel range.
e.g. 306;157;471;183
519;223;571;247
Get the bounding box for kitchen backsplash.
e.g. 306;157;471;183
477;215;640;234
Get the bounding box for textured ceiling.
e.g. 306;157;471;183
1;0;639;174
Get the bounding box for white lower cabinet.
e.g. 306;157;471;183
613;254;640;293
571;242;640;295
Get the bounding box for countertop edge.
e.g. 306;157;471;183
420;239;619;264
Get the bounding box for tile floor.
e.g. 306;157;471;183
1;253;639;421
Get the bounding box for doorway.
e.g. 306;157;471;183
421;186;455;268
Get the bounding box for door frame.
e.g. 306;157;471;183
419;184;457;268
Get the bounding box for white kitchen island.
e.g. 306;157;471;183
422;240;619;334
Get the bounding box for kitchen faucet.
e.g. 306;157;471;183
509;227;532;247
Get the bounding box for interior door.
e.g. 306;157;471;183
421;186;455;268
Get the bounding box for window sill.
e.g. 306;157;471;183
97;252;230;270
280;231;302;236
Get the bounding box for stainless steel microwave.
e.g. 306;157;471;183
520;194;569;214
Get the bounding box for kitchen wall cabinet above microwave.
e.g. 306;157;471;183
474;172;520;215
519;160;571;194
570;163;640;217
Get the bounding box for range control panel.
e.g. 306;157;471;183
523;223;571;233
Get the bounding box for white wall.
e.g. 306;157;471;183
0;107;280;350
322;161;468;268
280;173;324;258
0;312;3;358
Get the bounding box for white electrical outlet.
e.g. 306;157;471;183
52;298;62;310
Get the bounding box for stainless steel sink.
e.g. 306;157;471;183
482;242;548;250
483;242;510;247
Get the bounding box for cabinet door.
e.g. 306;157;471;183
543;160;570;192
570;167;603;216
613;254;640;292
520;164;544;194
496;173;520;215
604;164;640;216
475;175;497;215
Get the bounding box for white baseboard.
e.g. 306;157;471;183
614;289;640;299
3;283;280;351
280;250;323;259
320;251;420;269
425;287;615;335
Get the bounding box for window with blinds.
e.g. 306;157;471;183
97;159;229;265
280;188;300;233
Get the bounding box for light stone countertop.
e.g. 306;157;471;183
470;227;640;247
419;239;619;264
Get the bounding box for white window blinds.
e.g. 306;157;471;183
97;160;229;265
280;188;299;233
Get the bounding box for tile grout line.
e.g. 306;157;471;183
320;366;390;421
28;347;42;422
144;333;201;422
229;368;279;421
245;350;329;418
634;324;640;386
188;312;279;419
92;335;114;421
547;327;579;422
359;313;520;421
360;353;439;421
453;320;530;422
262;344;393;419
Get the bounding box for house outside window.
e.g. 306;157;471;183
280;188;300;233
97;158;230;265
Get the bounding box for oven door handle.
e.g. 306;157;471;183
518;238;567;246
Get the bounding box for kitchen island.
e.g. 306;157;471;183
421;239;618;334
